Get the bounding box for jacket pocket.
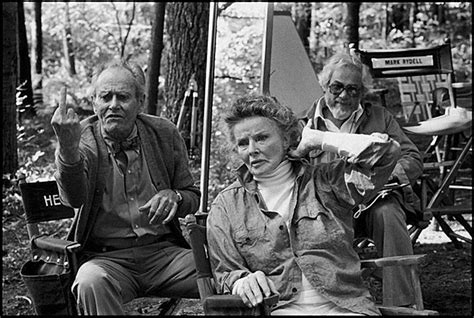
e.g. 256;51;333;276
234;227;265;249
233;227;274;271
295;202;345;249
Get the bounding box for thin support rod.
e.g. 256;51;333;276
427;136;472;209
260;2;274;95
199;2;218;214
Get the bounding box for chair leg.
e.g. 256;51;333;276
433;213;463;248
410;226;423;246
408;264;424;311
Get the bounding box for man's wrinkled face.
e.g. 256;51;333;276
324;65;363;121
93;68;142;140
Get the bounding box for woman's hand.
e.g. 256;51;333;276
232;271;279;308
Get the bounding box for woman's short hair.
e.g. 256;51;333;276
223;94;301;149
89;60;146;99
317;52;373;94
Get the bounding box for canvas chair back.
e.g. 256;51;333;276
19;179;81;315
356;41;455;122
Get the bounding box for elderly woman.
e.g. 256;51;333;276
206;95;401;315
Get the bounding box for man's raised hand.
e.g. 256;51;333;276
51;87;82;163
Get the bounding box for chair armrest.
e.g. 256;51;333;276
203;294;279;316
378;305;439;316
262;293;279;308
361;254;426;268
33;235;82;254
452;82;472;89
204;294;256;308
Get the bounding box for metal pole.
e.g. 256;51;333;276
199;2;218;214
260;2;274;95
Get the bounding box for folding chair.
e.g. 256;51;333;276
183;214;279;316
404;108;472;248
356;42;472;248
18;179;82;315
184;214;438;316
18;178;198;315
407;82;471;248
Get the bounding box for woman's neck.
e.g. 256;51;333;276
254;159;293;187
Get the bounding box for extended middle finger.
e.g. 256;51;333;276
58;86;68;114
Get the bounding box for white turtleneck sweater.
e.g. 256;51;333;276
254;159;295;228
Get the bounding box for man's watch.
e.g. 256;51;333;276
174;190;183;203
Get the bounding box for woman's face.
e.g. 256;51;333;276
232;116;289;177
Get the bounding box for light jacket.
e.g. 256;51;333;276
303;100;423;223
207;136;400;315
54;113;200;249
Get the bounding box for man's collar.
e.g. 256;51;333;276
102;124;139;154
313;97;364;129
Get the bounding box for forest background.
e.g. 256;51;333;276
2;2;472;316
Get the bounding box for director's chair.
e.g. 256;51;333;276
17;178;203;316
184;214;437;315
18;179;82;315
356;42;472;248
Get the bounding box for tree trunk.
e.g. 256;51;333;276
291;3;311;52
164;2;209;155
145;2;166;115
345;2;360;50
3;2;19;175
63;2;76;76
34;2;42;76
17;0;35;118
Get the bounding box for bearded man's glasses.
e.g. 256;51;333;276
328;82;362;97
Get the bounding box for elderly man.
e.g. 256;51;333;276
51;60;200;314
300;52;423;308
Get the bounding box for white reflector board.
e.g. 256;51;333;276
264;11;323;117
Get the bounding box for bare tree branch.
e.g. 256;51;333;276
78;5;120;49
110;2;123;47
121;2;136;58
